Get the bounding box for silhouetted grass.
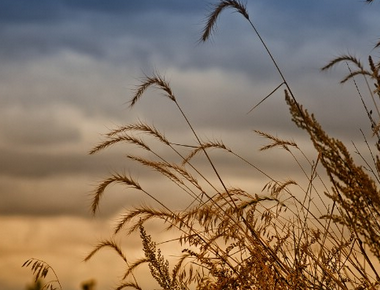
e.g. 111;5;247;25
24;1;380;289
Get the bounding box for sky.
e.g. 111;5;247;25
1;1;379;289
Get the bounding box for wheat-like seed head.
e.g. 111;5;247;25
115;281;142;290
201;0;249;42
254;130;298;151
22;258;62;290
182;140;228;165
92;173;141;214
89;134;150;155
84;239;128;264
130;73;176;107
106;121;170;145
321;54;374;83
321;54;365;71
374;39;380;49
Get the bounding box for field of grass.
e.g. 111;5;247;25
24;1;380;289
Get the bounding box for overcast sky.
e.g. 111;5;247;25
1;1;379;290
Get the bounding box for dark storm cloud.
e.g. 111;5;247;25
62;0;205;14
0;0;374;82
0;0;204;24
0;1;64;24
0;0;205;64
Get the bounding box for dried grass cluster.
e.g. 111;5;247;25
24;1;380;290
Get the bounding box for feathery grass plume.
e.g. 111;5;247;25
321;54;380;108
321;54;365;73
126;155;184;185
130;73;175;107
262;180;297;199
254;130;298;151
128;70;236;213
84;239;128;264
115;282;142;290
375;39;380;49
125;154;204;205
204;0;305;124
106;120;170;146
114;206;176;235
323;53;380;142
84;239;140;289
286;90;380;278
201;0;249;42
89;134;150;155
92;173;141;214
181;140;228;165
22;259;62;290
139;225;180;290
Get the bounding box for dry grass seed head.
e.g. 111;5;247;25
89;134;150;155
255;130;298;151
201;0;249;42
321;54;374;84
22;259;62;289
126;155;187;189
92;173;141;214
115;282;142;290
262;180;297;199
106;121;170;146
182;140;228;165
322;54;365;72
114;206;178;235
130;73;175;107
84;239;128;264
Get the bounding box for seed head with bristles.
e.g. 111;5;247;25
201;0;249;42
130;73;176;107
